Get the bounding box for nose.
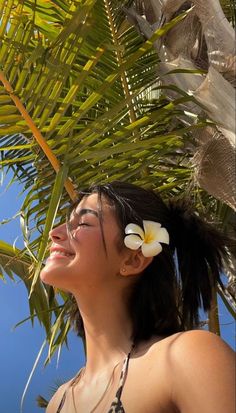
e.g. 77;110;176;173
49;223;68;242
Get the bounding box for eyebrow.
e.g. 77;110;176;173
73;208;99;219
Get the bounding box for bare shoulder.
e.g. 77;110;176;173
138;331;235;411
149;329;234;375
164;329;234;359
134;329;234;362
138;329;234;356
152;330;235;413
46;379;72;413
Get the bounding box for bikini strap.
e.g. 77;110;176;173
56;345;134;412
56;369;83;413
115;343;134;402
56;390;66;413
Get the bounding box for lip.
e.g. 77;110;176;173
48;246;75;260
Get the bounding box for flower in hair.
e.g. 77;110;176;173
124;220;169;257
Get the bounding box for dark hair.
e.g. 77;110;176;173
68;181;234;343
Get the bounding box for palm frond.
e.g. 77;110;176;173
1;0;235;362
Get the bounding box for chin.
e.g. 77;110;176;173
40;264;79;294
40;266;56;287
40;265;66;289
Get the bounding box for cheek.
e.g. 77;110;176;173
40;221;122;290
72;229;104;253
40;233;105;287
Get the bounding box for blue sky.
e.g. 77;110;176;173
0;171;234;413
0;174;85;413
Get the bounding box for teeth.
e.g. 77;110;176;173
50;250;73;257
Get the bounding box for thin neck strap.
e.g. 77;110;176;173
116;343;134;402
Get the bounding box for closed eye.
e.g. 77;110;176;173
67;208;98;232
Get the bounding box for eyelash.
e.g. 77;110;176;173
67;222;90;233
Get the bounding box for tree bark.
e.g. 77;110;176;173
125;0;236;210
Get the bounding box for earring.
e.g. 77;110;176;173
121;268;126;273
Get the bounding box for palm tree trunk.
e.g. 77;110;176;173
125;0;236;210
125;0;236;334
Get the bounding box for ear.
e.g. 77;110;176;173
120;249;153;277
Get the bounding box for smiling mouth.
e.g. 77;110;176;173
49;250;75;259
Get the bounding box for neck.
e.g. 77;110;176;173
73;289;133;377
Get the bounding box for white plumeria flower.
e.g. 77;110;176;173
124;220;169;257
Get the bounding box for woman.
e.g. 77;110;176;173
40;181;235;413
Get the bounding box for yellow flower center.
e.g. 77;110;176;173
144;233;154;243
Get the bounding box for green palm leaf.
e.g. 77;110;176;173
0;0;235;363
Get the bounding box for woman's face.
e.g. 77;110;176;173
40;193;126;293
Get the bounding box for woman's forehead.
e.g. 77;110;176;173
73;193;114;216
